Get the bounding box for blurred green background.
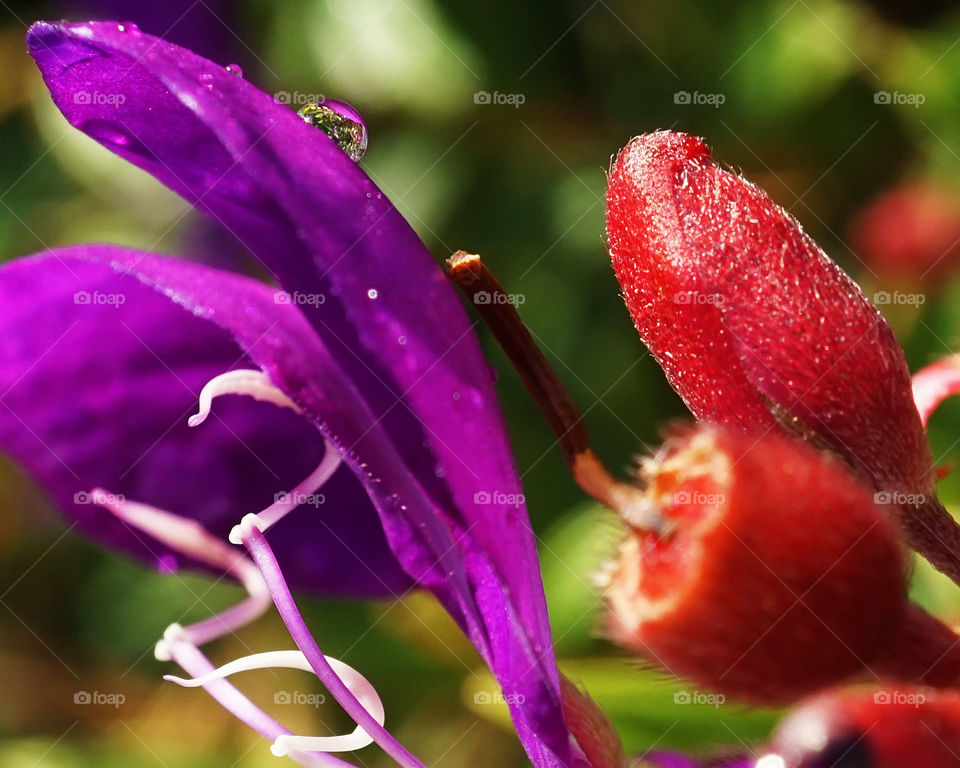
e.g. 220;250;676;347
5;0;960;765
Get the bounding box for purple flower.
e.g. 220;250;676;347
2;19;583;768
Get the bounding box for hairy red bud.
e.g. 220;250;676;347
605;131;960;580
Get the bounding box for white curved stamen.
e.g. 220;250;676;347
229;443;341;544
164;649;385;754
94;366;403;766
89;489;270;658
189;369;301;428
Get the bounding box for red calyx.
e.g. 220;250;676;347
605;424;910;705
772;687;960;768
605;131;960;580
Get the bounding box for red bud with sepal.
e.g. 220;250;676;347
605;131;960;581
771;687;960;768
605;424;922;705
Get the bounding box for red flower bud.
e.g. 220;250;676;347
605;131;960;580
771;687;960;768
604;424;908;705
848;180;960;286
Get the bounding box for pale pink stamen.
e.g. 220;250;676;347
165;649;385;754
229;444;341;544
88;368;406;767
89;489;270;655
188;368;300;427
189;368;343;544
156;636;354;768
913;355;960;428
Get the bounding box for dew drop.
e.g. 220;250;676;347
226;63;244;78
367;288;378;300
398;336;406;345
297;99;368;162
80;119;134;149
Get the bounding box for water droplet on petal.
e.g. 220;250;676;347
80;119;134;149
398;336;406;345
367;288;378;300
297;99;368;162
226;63;243;78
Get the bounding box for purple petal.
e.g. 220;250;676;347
27;22;572;766
0;247;410;598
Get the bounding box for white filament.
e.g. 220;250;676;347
89;489;271;659
164;649;385;754
229;443;341;544
90;367;386;766
188;369;301;427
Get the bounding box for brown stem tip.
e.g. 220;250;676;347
446;250;652;527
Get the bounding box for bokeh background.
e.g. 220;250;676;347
3;0;960;765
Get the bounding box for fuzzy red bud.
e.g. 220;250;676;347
605;131;960;580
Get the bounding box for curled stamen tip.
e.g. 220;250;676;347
231;513;265;545
154;622;187;662
162;673;200;687
154;640;173;661
270;738;292;757
188;369;301;430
